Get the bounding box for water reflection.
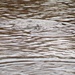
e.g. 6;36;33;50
0;0;75;20
0;0;75;75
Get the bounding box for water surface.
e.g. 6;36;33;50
0;0;75;75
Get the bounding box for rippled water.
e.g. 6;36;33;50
0;0;75;75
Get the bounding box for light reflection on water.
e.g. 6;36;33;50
0;0;75;75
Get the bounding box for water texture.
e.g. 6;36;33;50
0;0;75;75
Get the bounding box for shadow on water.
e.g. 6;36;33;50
0;0;75;75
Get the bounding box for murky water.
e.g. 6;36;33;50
0;0;75;75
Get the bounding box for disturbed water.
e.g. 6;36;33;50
0;0;75;75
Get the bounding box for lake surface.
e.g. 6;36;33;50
0;0;75;75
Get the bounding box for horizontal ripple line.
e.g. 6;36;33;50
0;58;75;64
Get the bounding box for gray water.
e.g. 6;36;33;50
0;0;75;75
